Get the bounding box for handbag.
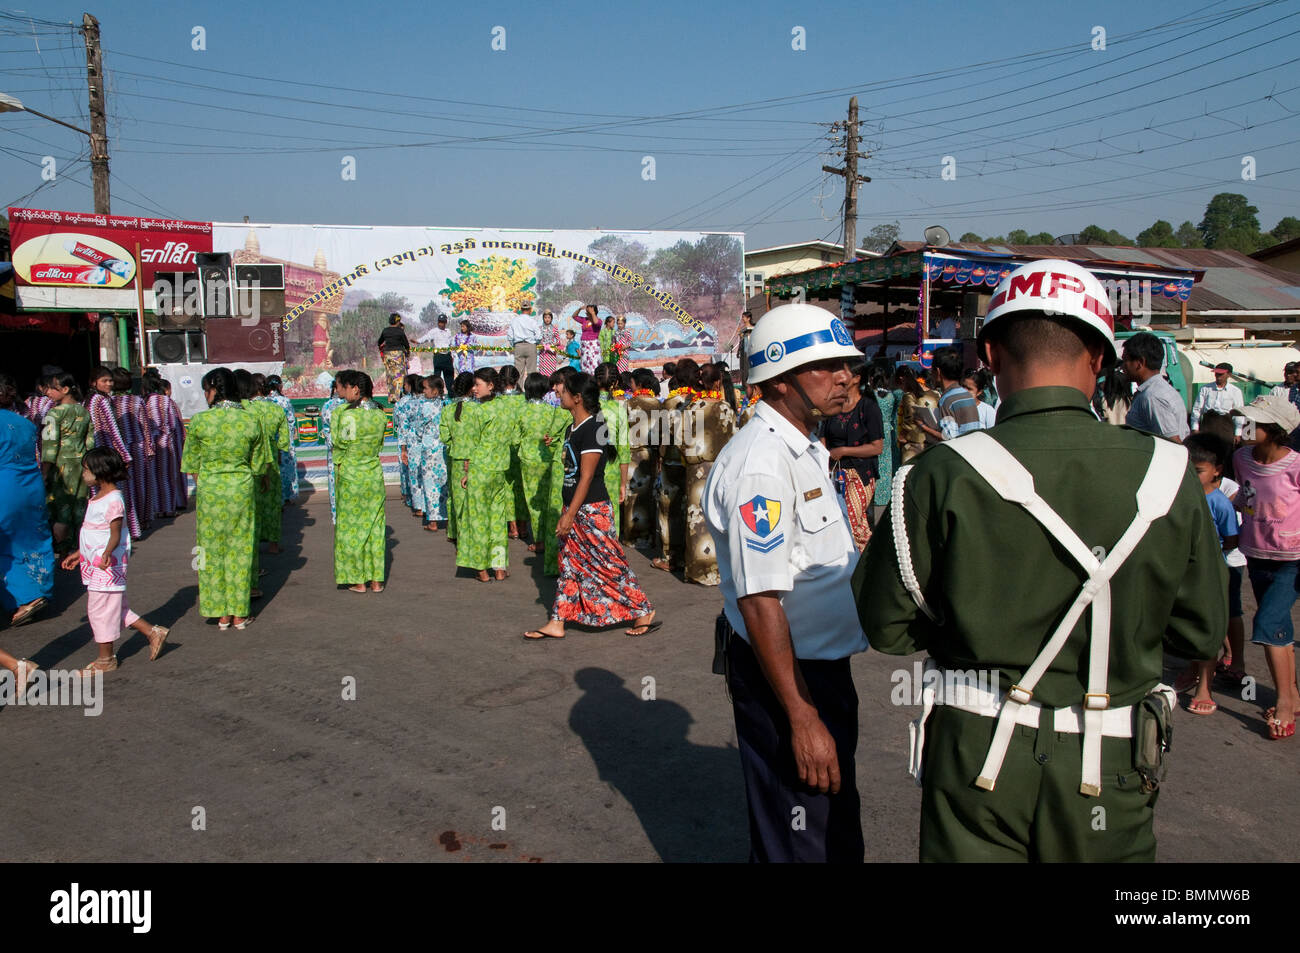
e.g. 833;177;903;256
832;462;874;551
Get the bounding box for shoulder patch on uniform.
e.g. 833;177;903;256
740;495;781;537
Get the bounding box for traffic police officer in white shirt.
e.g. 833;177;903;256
703;303;869;862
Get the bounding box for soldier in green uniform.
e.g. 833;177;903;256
852;259;1227;862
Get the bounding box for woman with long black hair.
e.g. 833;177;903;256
180;367;271;629
457;367;516;582
523;372;659;640
332;370;388;593
440;371;477;545
822;357;883;550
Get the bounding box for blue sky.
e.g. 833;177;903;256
2;0;1298;249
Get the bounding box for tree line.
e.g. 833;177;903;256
860;194;1300;255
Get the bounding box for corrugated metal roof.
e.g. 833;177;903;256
886;242;1300;314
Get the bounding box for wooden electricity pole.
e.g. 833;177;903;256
822;96;870;260
82;13;110;214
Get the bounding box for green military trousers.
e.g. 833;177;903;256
919;707;1159;862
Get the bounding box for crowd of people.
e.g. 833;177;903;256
4;280;1298;865
0;365;192;688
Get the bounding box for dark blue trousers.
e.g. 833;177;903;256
727;632;864;862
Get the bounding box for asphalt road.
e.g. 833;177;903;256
1;491;1294;862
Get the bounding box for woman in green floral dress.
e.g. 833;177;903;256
493;365;529;539
39;372;94;554
595;363;630;535
332;370;388;592
440;371;476;545
181;368;271;628
515;372;568;554
456;367;516;582
250;374;289;553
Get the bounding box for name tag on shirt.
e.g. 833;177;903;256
803;488;822;502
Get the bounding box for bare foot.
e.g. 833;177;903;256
523;623;565;640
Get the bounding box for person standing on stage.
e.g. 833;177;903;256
453;319;477;375
613;316;633;374
538;311;563;378
181;367;271;630
427;315;456;394
702;304;867;862
523;371;659;641
377;313;411;405
509;303;542;377
332;370;388;593
573;304;603;374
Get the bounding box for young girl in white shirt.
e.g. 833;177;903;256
61;447;168;674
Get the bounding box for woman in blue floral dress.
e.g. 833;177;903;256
265;375;299;503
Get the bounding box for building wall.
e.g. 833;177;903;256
1256;246;1300;276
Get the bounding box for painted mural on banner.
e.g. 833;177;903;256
210;224;745;398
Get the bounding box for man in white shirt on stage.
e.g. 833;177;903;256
509;304;543;376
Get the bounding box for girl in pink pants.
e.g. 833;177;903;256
61;448;168;674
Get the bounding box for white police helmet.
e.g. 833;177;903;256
979;259;1117;363
746;303;862;385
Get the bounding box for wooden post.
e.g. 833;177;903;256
82;14;110;214
1179;299;1188;329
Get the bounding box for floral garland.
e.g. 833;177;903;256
411;344;516;354
694;389;725;401
611;389;626;399
632;388;657;398
668;386;694;399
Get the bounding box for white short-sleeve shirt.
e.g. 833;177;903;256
703;400;868;660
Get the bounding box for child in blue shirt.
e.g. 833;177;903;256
1181;433;1245;715
564;330;581;370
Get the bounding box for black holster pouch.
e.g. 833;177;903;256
713;613;731;676
1134;690;1174;794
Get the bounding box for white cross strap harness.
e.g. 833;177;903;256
892;431;1186;797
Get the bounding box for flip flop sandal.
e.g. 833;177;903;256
148;625;169;661
10;597;48;627
233;617;253;630
523;630;564;641
626;620;663;638
1268;716;1296;740
347;584;368;593
1187;699;1217;715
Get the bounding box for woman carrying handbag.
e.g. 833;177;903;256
822;358;883;551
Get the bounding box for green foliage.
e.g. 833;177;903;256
958;232;982;243
1175;221;1203;248
1198;193;1262;251
1005;229;1030;245
1136;220;1180;248
1078;225;1134;246
860;221;900;254
1269;216;1300;245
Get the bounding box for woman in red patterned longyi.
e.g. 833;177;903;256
523;372;660;641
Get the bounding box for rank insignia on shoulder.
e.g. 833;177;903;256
803;488;822;502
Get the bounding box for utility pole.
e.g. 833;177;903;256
82;13;110;214
822;96;870;260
